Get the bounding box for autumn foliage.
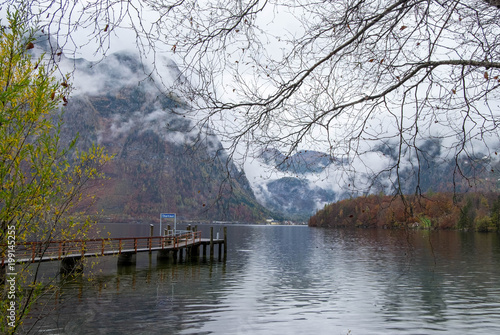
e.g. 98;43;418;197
309;192;500;232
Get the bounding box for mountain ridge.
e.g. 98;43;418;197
56;48;273;223
42;36;498;222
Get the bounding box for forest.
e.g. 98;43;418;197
308;192;500;232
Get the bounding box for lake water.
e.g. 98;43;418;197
29;224;500;334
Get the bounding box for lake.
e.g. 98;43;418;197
29;224;500;334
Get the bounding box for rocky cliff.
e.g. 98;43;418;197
59;51;271;223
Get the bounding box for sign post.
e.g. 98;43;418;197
160;213;176;236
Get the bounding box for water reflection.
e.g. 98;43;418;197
26;225;500;334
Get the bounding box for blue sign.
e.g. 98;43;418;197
161;213;176;219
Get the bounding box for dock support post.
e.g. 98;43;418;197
60;256;84;275
224;227;227;258
117;252;136;266
191;245;199;260
149;224;154;254
157;249;170;261
202;243;207;259
210;227;214;260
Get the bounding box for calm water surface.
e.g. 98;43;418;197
31;224;500;334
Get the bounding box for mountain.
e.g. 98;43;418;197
259;148;334;174
36;35;497;223
246;150;338;220
55;50;272;223
245;139;499;220
263;177;336;217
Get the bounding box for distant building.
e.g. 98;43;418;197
266;218;280;225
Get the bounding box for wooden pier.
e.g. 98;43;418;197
1;227;227;274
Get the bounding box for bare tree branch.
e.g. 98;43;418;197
5;0;500;197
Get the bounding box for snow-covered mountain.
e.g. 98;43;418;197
244;139;499;220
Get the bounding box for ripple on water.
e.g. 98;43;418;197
27;227;500;335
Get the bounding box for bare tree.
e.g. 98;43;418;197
6;0;500;196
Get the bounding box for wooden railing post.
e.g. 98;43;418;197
31;244;36;263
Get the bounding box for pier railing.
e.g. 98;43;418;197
1;231;202;265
